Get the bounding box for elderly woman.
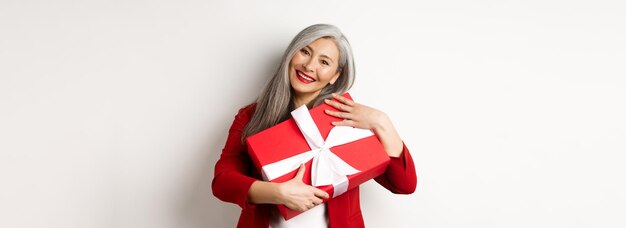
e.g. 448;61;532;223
212;24;417;228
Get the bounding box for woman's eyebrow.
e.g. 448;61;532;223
320;54;335;63
305;45;335;63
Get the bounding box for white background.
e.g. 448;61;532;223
1;0;625;227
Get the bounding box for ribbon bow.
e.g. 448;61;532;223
261;105;374;197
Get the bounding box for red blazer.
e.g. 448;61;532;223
212;104;417;228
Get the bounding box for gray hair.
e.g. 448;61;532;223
242;24;356;141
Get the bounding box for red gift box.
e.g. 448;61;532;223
245;93;390;220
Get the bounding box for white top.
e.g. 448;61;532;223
269;203;328;228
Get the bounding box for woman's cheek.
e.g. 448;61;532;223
320;68;330;77
294;54;306;63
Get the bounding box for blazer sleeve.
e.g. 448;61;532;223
374;142;417;194
211;105;258;208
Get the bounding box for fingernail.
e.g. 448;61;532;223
331;93;337;97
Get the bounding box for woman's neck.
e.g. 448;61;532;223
293;91;321;108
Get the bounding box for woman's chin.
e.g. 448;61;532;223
293;86;323;98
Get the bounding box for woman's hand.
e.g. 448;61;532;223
324;93;390;130
277;164;329;212
324;93;404;157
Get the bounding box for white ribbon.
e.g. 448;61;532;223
261;105;374;197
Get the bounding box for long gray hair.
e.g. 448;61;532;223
242;24;356;141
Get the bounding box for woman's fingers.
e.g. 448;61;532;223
312;198;323;205
324;109;353;119
332;119;355;127
324;96;388;131
324;94;364;127
312;187;330;199
302;196;324;211
331;93;355;106
296;205;308;212
324;99;352;111
294;164;306;181
281;165;330;212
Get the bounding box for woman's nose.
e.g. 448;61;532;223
303;57;316;71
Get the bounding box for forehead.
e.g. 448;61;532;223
307;38;339;60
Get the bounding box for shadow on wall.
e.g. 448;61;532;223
177;121;241;228
172;70;279;227
167;37;284;227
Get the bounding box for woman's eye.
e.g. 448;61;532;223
321;60;329;65
301;49;310;55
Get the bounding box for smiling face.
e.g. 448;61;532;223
289;38;341;105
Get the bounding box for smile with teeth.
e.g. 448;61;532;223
296;70;316;84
